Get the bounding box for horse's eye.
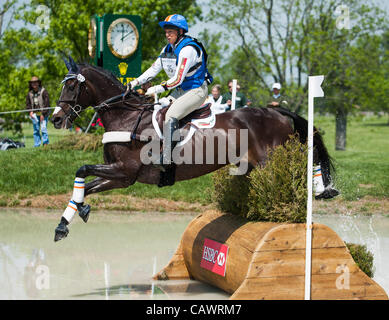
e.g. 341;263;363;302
67;81;76;91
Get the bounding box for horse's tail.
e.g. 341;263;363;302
273;107;335;189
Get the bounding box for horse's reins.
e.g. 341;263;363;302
94;93;156;112
93;93;156;141
59;72;158;141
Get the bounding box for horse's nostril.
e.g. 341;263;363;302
52;117;62;128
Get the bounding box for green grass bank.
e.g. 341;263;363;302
0;114;388;207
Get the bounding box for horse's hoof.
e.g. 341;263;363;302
315;187;340;200
77;203;90;223
54;224;69;242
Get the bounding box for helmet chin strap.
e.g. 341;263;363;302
174;29;185;45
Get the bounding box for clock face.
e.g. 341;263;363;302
107;18;139;59
88;18;97;58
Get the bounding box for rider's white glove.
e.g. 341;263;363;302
159;97;171;107
129;79;138;90
145;85;165;96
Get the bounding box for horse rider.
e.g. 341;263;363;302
128;14;213;171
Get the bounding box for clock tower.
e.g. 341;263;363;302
88;14;142;86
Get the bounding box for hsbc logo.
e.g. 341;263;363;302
200;238;229;276
217;252;225;266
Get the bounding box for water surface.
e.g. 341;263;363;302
0;208;388;299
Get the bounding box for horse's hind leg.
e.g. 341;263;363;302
313;149;339;199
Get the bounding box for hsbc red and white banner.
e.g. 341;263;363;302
200;238;229;277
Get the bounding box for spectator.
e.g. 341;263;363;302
26;76;50;147
267;82;289;108
206;84;225;114
237;84;252;107
221;80;248;111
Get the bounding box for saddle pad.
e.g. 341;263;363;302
102;131;132;144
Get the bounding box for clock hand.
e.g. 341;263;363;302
121;33;128;42
121;30;133;42
121;24;125;39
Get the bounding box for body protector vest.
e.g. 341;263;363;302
159;36;213;91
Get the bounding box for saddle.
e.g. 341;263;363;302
156;102;212;132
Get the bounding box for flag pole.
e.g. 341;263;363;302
231;79;237;110
305;75;324;300
85;112;98;134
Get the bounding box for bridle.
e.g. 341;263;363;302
57;71;158;139
57;73;87;124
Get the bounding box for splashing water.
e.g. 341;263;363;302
314;213;389;294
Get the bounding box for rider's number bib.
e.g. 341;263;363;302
160;52;177;78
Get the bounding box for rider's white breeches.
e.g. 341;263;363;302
165;81;208;122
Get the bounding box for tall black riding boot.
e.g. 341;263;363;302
155;117;179;172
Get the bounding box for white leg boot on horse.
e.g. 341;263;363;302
54;177;91;242
313;165;325;196
313;164;339;200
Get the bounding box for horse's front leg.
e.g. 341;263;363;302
85;177;133;196
54;163;137;242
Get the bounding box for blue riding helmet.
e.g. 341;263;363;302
159;14;188;33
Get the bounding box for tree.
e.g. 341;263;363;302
207;0;388;150
379;29;389;124
300;1;388;150
208;0;316;112
0;0;201;133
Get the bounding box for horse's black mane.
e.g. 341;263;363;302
79;63;126;91
78;62;154;105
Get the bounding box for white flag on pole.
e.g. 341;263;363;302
309;75;324;98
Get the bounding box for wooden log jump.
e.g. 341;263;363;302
154;210;388;300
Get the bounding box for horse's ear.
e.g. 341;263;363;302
63;57;71;71
68;55;79;73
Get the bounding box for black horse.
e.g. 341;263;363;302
51;57;338;241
